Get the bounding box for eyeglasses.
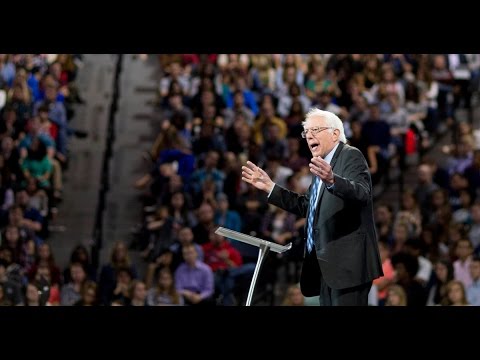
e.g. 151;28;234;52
301;126;333;138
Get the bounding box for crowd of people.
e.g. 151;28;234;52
0;54;88;306
2;53;480;306
130;54;480;306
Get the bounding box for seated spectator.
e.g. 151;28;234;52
33;264;60;306
214;193;242;233
74;280;98;306
453;238;474;288
128;280;148;306
385;284;407;306
426;260;454;306
0;283;12;306
98;241;138;305
60;262;87;306
442;280;469;306
63;244;97;283
168;227;204;271
24;282;42;306
27;243;61;287
281;284;305;306
0;258;23;305
391;252;427;306
146;268;183;306
466;256;480;306
109;267;133;305
175;244;214;306
202;230;255;306
20;138;53;190
188;150;224;198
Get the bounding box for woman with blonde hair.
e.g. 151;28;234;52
281;284;305;306
442;280;469;306
385;285;407;306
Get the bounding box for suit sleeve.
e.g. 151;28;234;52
327;147;372;204
268;184;310;218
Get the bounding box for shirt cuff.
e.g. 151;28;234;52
326;183;335;190
267;184;276;198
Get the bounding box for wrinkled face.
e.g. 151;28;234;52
303;116;338;158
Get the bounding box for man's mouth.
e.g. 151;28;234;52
309;142;319;152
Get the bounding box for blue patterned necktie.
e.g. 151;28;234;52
306;176;320;253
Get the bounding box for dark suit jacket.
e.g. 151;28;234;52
268;142;383;295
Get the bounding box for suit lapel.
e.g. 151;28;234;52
316;142;344;205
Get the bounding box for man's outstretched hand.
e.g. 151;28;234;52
241;161;275;194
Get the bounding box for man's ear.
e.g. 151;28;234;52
332;128;340;139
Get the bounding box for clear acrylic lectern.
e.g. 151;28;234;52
215;227;292;306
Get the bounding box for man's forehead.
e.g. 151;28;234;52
304;116;326;127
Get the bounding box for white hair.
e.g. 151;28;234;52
302;108;346;143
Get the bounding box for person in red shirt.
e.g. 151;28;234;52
372;241;395;306
202;229;255;305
